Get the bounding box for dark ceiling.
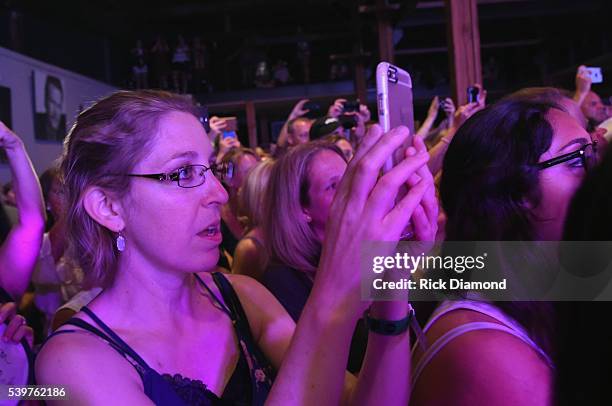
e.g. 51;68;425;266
2;0;611;91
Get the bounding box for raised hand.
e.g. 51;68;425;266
574;65;592;105
208;116;228;139
441;97;456;118
0;121;24;152
313;124;433;317
0;302;33;347
289;99;311;120
327;98;347;118
426;96;440;120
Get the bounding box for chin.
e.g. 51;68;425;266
199;250;221;272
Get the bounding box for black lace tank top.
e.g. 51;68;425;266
45;273;275;405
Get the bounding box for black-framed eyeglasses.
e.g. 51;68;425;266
537;141;598;172
125;163;234;188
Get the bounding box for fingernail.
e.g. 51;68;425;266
407;147;417;156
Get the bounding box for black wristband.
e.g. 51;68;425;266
364;307;414;336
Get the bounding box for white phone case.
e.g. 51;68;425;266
376;62;415;173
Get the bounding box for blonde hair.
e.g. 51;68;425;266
61;90;198;288
263;141;345;272
238;160;274;231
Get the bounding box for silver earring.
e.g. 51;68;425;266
116;232;126;252
305;215;312;223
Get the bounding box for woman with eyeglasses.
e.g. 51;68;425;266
35;90;437;405
409;96;598;405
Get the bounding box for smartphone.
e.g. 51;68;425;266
303;101;321;119
222;131;237;139
339;114;358;129
376;62;415;173
586;67;603;84
438;96;447;111
342;100;360;113
467;86;479;103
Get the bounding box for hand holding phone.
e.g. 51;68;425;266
220;117;237;132
302;101;322;119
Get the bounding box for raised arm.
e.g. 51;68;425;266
267;124;434;405
0;122;45;299
351;135;438;405
573;65;591;106
428;85;487;176
415;96;440;139
277;99;310;148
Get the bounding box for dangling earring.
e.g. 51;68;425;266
116;231;126;252
305;215;312;223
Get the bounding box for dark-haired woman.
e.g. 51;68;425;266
410;96;597;405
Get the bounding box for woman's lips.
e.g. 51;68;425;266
197;224;222;243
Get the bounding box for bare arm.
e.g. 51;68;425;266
266;125;433;405
415;96;440;139
278;99;310;148
232;238;266;280
352;135;438;406
573;65;591;106
427;127;454;177
411;320;552;406
427;92;485;177
0;122;45;299
36;331;155;405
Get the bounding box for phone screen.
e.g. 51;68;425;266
467;86;480;103
586;67;603;84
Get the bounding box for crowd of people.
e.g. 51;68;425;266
129;35;213;94
0;62;610;404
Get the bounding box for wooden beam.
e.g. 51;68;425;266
445;0;482;105
259;115;270;146
354;62;367;104
245;101;258;148
376;0;395;64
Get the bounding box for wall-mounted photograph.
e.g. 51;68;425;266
33;71;66;142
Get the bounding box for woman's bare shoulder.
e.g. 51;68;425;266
36;323;150;405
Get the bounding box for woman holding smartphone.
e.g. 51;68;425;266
36;90;436;405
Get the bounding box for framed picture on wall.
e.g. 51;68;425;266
33;70;67;142
0;86;12;163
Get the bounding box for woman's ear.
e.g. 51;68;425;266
82;186;125;232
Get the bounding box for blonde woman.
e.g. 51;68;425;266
232;160;274;281
261;140;376;373
261;141;347;320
